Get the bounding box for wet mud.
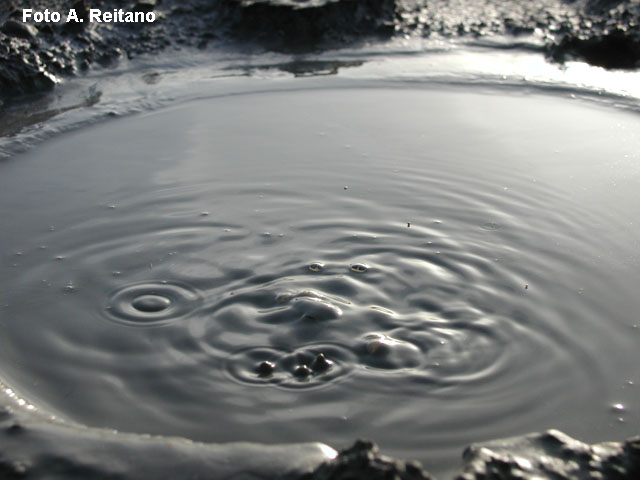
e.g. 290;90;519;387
1;0;640;101
0;388;336;480
2;390;639;480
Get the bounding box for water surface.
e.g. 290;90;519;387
1;81;639;477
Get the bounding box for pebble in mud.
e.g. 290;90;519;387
255;361;275;378
311;353;333;373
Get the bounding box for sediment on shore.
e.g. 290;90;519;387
1;0;639;102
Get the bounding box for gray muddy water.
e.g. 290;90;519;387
1;79;640;477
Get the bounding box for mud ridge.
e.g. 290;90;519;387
2;392;640;480
1;0;640;102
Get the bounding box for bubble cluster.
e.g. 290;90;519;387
225;344;356;389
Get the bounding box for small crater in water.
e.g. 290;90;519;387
350;263;369;273
482;222;501;231
308;262;324;272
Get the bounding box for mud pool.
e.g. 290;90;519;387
1;65;639;477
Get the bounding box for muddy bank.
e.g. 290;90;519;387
0;388;336;479
2;390;639;480
304;430;640;479
1;0;640;102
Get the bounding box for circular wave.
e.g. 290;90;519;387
104;281;202;326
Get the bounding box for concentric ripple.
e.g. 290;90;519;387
104;281;202;326
1;84;640;475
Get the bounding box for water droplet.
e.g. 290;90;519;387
308;262;324;272
108;205;116;210
611;403;625;412
350;263;369;273
200;211;209;216
55;256;64;261
344;186;348;190
64;283;75;293
131;295;171;313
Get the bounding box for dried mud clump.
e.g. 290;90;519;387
300;440;433;480
456;429;640;480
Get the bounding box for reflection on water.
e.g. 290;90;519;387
0;84;639;478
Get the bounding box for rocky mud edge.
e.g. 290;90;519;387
2;386;640;480
1;0;640;102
